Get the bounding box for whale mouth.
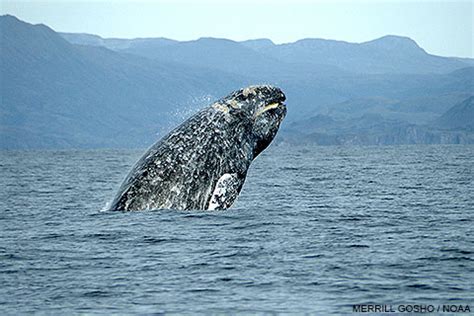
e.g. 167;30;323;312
255;102;286;117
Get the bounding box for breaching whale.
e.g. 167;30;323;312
109;85;287;211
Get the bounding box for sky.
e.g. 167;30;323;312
1;0;473;58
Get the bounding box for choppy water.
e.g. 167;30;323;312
1;145;473;314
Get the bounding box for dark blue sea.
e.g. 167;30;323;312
1;145;473;314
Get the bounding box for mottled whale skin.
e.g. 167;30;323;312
109;85;286;211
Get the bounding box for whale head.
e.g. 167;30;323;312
213;85;287;158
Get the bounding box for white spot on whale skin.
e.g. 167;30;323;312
208;173;238;210
227;99;240;109
213;103;229;113
242;87;257;97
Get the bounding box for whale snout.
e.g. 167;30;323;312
259;85;285;103
272;87;286;104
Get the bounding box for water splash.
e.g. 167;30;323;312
100;201;111;212
155;94;216;137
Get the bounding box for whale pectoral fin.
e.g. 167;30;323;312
208;173;244;210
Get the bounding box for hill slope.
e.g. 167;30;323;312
0;15;247;149
433;96;474;130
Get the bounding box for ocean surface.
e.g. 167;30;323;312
1;145;473;314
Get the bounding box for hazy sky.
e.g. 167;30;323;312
1;0;473;58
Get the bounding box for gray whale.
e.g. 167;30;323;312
109;85;286;211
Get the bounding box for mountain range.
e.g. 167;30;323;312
1;14;473;149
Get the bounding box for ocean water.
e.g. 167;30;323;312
1;145;473;314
